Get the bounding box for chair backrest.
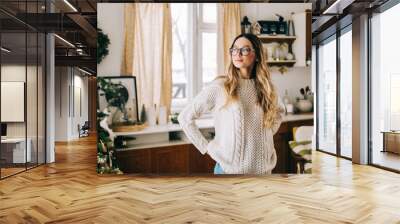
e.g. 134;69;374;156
82;121;90;129
293;126;314;142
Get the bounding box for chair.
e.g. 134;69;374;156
289;126;313;174
78;121;90;138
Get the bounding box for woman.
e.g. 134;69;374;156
178;33;285;174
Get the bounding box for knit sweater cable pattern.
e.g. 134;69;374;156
178;78;284;174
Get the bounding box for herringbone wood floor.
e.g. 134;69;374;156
1;135;400;224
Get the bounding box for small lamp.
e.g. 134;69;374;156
241;16;251;34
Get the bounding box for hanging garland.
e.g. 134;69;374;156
97;28;110;64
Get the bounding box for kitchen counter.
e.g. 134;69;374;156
114;113;313;136
282;113;313;122
115;113;314;174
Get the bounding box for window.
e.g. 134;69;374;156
339;28;352;158
171;3;218;112
317;27;353;159
201;3;217;24
317;36;337;155
171;4;189;104
370;2;400;171
199;3;217;86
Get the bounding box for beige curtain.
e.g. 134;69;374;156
132;3;172;115
121;4;135;76
220;3;241;73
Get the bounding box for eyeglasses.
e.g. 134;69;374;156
229;47;254;56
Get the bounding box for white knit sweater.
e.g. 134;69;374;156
178;77;284;174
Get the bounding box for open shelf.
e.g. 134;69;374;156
267;60;296;67
258;34;297;69
257;34;296;43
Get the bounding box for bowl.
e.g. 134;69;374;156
296;99;313;113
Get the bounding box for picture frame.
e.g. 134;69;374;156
97;76;139;124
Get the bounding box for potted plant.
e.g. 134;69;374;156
295;86;313;113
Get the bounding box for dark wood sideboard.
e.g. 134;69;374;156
116;118;313;174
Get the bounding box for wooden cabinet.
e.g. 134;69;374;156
116;144;215;174
116;118;313;174
151;145;189;174
382;131;400;154
188;144;215;173
116;148;151;173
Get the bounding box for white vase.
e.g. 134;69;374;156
158;106;167;125
274;47;281;61
265;44;274;61
147;106;157;126
280;43;289;60
286;53;294;60
268;42;279;61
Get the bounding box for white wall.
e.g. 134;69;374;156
97;3;125;76
54;67;89;141
270;66;312;102
72;74;89;138
55;67;69;141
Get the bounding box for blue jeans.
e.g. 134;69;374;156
214;163;224;174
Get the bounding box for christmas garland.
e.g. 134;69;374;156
97;28;110;64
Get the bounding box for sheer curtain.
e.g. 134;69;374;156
217;3;241;75
123;3;173;115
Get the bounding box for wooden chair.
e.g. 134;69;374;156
289;126;313;174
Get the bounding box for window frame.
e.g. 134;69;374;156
171;3;218;114
315;24;353;161
368;1;400;173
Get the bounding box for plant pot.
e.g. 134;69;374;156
296;99;313;113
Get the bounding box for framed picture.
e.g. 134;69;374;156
97;76;139;124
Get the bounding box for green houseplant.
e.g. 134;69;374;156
98;77;141;125
96;77;131;174
97;28;110;64
97;110;122;174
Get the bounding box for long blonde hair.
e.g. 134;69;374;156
220;33;282;128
